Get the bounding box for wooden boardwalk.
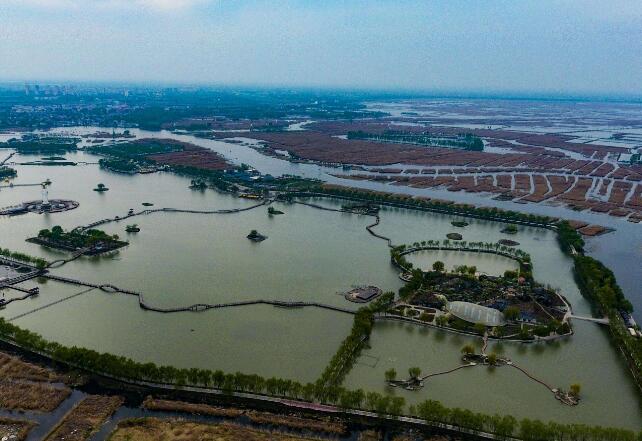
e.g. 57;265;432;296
293;200;393;247
46;248;88;268
0;152;15;166
75;200;269;232
42;274;355;315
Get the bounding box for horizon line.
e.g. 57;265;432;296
1;79;641;103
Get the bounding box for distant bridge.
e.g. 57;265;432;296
569;315;610;325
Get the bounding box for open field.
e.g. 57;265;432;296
0;351;60;382
142;397;347;434
332;172;641;222
44;395;124;441
236;114;641;220
0;417;36;441
142;397;244;418
147;143;232;170
107;419;322;441
0;380;71;412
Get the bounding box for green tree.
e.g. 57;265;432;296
503;306;520;321
408;367;421;379
389;396;406;417
467;265;477;276
432;260;445;272
518;326;531;340
569;383;581;397
435;315;449;327
461;344;475;355
384;368;397;382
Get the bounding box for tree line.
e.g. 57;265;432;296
347;130;484;151
0;314;640;440
0;246;48;269
299;186;553;226
574;255;640;386
557;220;585;254
556;218;640;390
316;292;395;393
413;400;640;441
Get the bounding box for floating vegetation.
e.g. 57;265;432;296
451;221;469;227
268;206;284;215
189;179;207;190
446;232;463;240
501;224;519;234
93;183;109;192
247;229;267;242
0;166;17;180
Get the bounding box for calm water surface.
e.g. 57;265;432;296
0;131;640;429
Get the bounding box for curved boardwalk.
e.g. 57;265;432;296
46;248;88;268
397;245;527;265
293;200;393;247
420;363;476;380
4;198;363;319
42;274;355;316
75;200;269;232
508;362;555;391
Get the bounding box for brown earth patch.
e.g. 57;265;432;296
608;181;633;206
147;144;232;171
577;225;609;236
44;395;123;441
142;397;243;418
108;419;319;441
0;380;71;412
521;175;550;202
557;178;592;202
626;184;642;209
0;352;60;382
0;417;36;441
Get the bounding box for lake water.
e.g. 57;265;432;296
0;131;640;430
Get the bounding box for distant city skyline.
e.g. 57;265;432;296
1;0;641;96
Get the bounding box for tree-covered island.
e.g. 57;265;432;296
28;226;128;255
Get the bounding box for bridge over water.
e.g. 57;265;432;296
569;315;610;325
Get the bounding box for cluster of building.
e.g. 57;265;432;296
621;311;641;338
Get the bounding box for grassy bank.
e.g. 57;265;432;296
557;222;641;390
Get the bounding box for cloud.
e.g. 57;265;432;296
3;0;208;12
136;0;205;10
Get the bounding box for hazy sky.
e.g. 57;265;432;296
1;0;641;95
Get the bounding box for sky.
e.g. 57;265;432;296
1;0;641;96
